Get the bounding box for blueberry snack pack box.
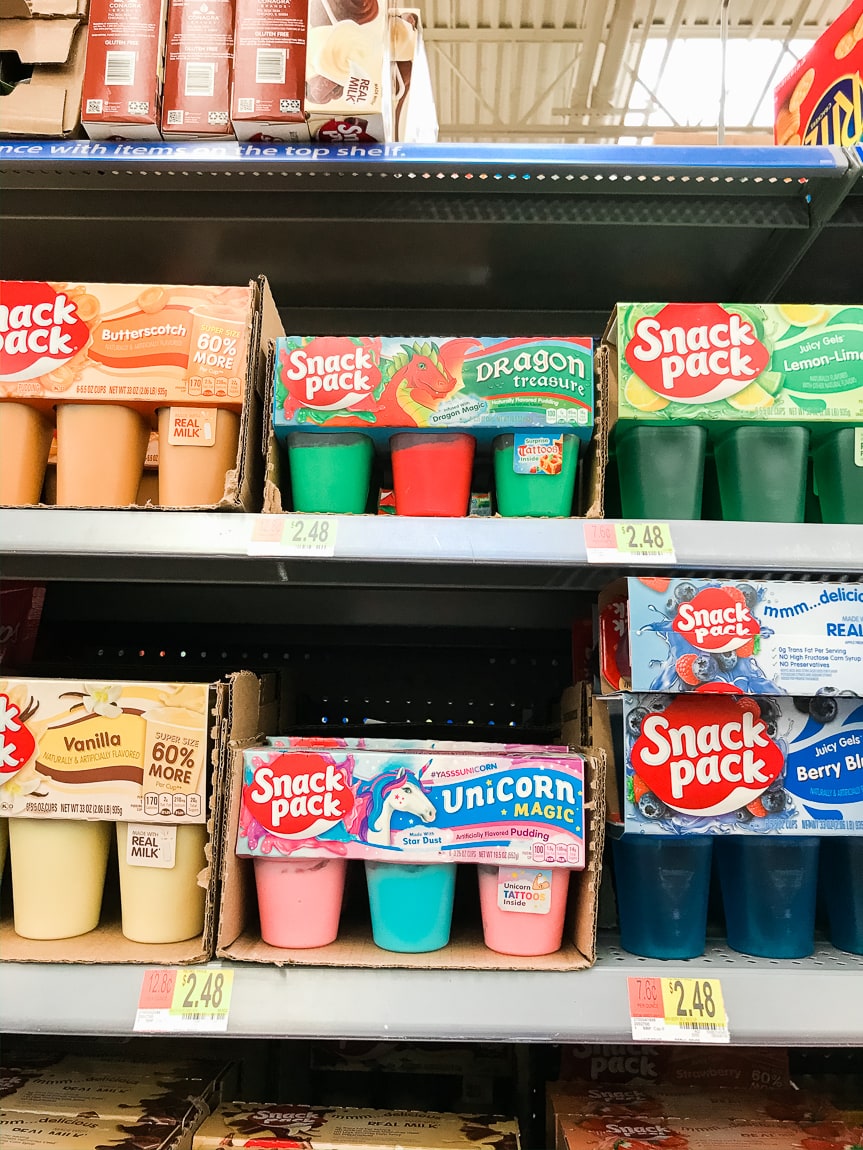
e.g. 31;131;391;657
607;577;863;697
237;739;586;866
273;335;594;444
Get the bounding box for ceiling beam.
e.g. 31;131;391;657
438;123;774;140
423;24;831;44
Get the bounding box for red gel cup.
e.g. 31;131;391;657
390;433;475;517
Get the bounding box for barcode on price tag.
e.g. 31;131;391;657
134;967;234;1032
627;976;729;1043
248;516;338;557
584;521;676;564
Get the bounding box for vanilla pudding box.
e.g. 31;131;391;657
602;577;863;697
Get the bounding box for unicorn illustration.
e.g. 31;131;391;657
345;764;437;847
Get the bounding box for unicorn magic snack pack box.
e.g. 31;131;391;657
271;336;594;446
600;577;863;697
236;738;586;867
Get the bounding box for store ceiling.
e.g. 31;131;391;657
422;0;849;142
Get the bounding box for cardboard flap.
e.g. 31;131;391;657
0;16;78;63
0;0;33;19
0;0;82;15
0;79;67;134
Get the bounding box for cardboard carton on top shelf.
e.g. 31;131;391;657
0;11;87;138
160;0;234;138
230;0;309;141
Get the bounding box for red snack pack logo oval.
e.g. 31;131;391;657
245;752;354;837
0;693;36;784
625;303;770;403
0;282;90;382
631;696;784;816
672;586;760;654
280;337;382;410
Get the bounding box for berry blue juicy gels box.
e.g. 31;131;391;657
618;577;863;696
622;691;863;836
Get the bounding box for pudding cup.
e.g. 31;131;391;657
254;856;347;948
478;865;570;956
56;403;150;507
287;432;375;514
157;406;241;507
365;860;456;952
116;822;208;944
0;403;54;505
391;433;475;517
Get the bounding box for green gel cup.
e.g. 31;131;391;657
615;424;706;520
813;428;863;525
287;432;374;514
714;424;809;522
493;433;578;517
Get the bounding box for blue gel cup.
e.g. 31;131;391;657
716;836;819;959
820;838;863;955
364;861;457;953
612;835;713;960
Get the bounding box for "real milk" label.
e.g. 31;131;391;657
125;823;177;868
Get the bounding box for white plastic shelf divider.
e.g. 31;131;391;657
1;943;860;1043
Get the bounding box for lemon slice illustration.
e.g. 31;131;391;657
728;382;775;410
777;304;828;327
624;376;669;412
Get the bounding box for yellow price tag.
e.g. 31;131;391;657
614;522;675;557
248;515;337;557
170;968;234;1020
135;967;234;1032
628;976;729;1043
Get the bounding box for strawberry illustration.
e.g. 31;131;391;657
723;585;748;609
737;637;757;657
746;796;768;818
675;654;702;686
632;774;650;804
638;577;671;593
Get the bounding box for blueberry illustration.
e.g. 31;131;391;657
809;695;838;724
762;718;778;738
691;655;719;682
627;706;649;739
816;685;839;696
761;786;789;814
793;697;812;715
713;651;738;672
736;583;758;611
735;807;754;824
758;697;781;721
673;581;698;604
637;792;669;820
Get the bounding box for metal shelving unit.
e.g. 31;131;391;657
1;942;861;1043
2;144;863;1048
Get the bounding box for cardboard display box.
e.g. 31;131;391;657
0;0;87;138
230;0;308;141
0;276;283;511
263;341;607;519
216;698;606;971
775;0;863;146
0;670;260;965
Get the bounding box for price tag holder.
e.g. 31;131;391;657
248;515;338;557
584;521;676;565
134;967;234;1033
627;976;729;1043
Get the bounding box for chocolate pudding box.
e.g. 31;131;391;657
161;0;234;138
0;1112;195;1149
305;0;392;141
556;1112;863;1150
602;577;863;696
230;0;308;141
193;1106;520;1150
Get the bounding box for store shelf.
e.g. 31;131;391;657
2;510;862;588
1;941;860;1043
1;144;859;326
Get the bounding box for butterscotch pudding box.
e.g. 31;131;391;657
161;0;235;138
305;0;392;142
81;0;169;139
0;276;283;509
0;670;261;964
0;1112;198;1150
774;0;863;146
193;1106;520;1150
230;0;309;141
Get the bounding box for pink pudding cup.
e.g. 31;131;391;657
253;856;347;948
478;864;570;956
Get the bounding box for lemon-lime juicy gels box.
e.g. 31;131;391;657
612;303;863;421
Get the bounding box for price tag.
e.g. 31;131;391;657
584;521;676;565
134;967;234;1033
248;515;337;557
628;976;729;1043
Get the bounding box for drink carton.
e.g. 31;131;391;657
775;0;863;146
237;739;587;867
601;577;863;697
608;302;863;424
273;335;594;446
621;691;863;836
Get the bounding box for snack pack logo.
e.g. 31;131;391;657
0;282;90;382
672;586;760;653
244;752;354;836
631;696;784;816
804;75;863;147
280;338;382;409
625;303;770;403
0;693;36;783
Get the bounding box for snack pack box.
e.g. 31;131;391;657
607;303;863;423
557;1112;863;1150
230;0;308;141
775;0;863;146
601;577;863;697
161;0;234;138
81;0;169;139
237;739;586;866
305;0;391;142
193;1106;520;1150
273;336;594;446
555;1044;789;1090
0;1111;188;1149
620;691;863;836
0;678;212;824
548;1083;839;1124
0;281;254;415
